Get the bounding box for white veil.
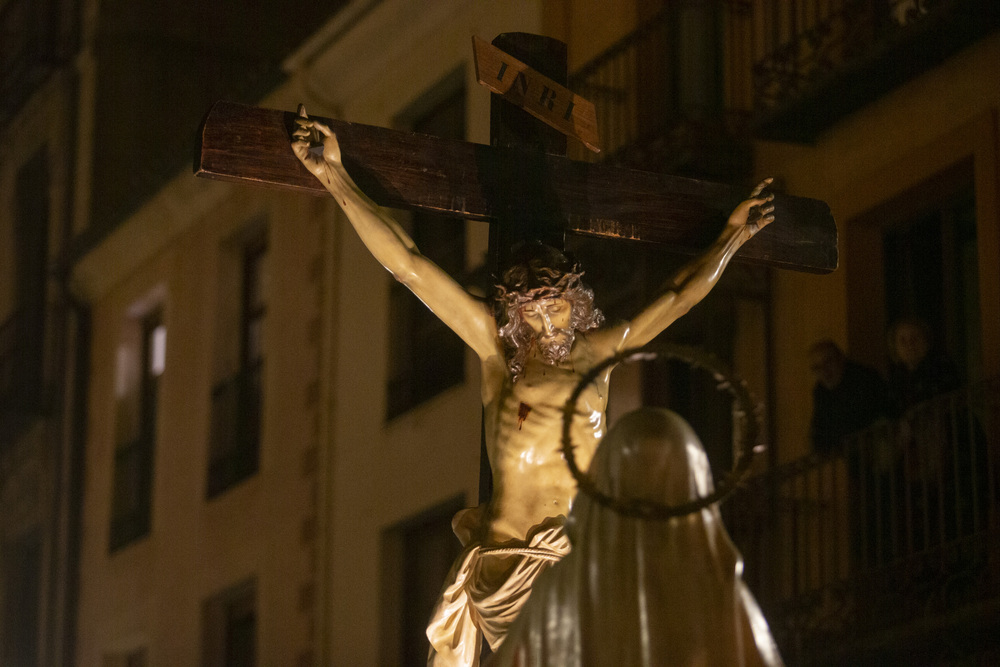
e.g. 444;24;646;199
490;407;784;667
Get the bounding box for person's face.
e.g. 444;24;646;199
520;298;574;363
810;347;844;390
521;298;572;337
894;324;929;370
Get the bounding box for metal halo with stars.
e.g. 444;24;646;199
560;344;761;520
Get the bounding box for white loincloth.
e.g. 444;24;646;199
426;506;570;667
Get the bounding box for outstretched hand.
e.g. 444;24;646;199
291;104;342;178
728;177;775;242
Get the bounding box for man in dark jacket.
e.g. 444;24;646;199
809;340;893;455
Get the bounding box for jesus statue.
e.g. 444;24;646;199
292;108;775;666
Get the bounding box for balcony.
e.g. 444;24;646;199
752;0;1000;143
729;378;1000;663
568;1;755;182
0;308;46;442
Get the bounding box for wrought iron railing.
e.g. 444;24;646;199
729;377;1000;662
756;0;906;110
207;363;263;498
751;0;997;136
567;1;754;178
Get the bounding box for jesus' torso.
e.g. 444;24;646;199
480;330;623;545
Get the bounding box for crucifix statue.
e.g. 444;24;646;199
196;33;835;667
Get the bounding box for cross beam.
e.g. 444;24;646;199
195;100;838;273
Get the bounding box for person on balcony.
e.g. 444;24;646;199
809;339;896;568
887;317;959;410
808;339;894;456
887;317;986;544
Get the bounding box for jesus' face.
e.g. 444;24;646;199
520;298;574;364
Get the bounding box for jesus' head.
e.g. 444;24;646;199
495;243;604;382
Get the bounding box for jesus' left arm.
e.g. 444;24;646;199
590;179;775;353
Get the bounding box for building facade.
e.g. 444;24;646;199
51;0;1000;664
0;0;84;665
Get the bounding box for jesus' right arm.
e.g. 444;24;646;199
291;107;499;363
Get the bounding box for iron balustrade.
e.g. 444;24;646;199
750;0;1000;141
752;0;957;109
728;377;1000;661
567;1;754;178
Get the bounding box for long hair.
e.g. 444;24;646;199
494;243;604;382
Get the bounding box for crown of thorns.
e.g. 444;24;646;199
561;344;761;520
494;243;585;303
495;270;585;306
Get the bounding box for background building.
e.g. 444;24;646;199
1;0;996;664
0;1;83;665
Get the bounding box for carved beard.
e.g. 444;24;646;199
536;328;575;365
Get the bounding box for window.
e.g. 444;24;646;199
109;308;164;551
202;579;256;667
387;80;467;418
380;496;465;666
847;159;982;383
208;228;267;497
882;188;980;382
1;148;48;421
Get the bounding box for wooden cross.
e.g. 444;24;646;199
193;40;837;275
194;32;836;503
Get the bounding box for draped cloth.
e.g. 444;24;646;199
489;408;785;667
426;506;571;666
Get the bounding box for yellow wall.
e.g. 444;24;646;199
0;72;74;348
74;180;322;664
759;33;1000;462
0;69;78;667
543;4;1000;468
72;1;560;663
70;2;1000;663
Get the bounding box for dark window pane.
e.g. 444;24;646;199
110;308;162;551
882;188;979;382
381;496;464;666
208;233;266;497
202;579;256;667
